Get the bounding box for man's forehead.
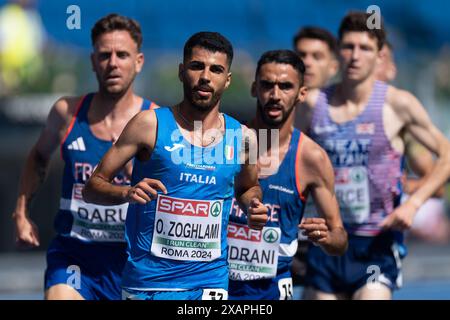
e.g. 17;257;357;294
297;38;330;51
258;63;299;80
94;31;137;51
188;47;228;64
341;31;377;44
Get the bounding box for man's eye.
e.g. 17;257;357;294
99;53;110;60
117;52;129;59
279;83;293;90
210;66;224;74
189;63;204;70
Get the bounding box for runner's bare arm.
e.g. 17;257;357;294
299;137;348;255
12;96;80;247
403;134;445;197
83;110;166;205
380;88;450;230
234;125;268;230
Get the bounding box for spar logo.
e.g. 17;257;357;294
157;195;222;217
263;229;279;243
210;201;222;217
227;223;261;242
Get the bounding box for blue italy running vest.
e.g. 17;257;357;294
56;93;153;243
122;107;243;290
228;129;306;281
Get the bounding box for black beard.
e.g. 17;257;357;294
257;101;295;127
183;82;222;113
256;101;295;128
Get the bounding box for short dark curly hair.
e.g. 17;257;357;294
183;31;234;68
256;50;306;85
293;26;338;57
338;11;386;50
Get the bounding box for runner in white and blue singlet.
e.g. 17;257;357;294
83;32;269;300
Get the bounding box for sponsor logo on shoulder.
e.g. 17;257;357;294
67;137;86;151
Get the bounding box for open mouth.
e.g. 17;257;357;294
265;105;283;117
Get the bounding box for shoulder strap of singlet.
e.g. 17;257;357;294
310;85;334;132
154;106;178;139
294;130;306;202
142;99;159;111
59;93;94;159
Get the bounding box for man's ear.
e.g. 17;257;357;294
135;52;145;73
251;81;257;97
328;57;339;79
178;63;184;82
297;85;308;104
224;72;232;90
90;53;95;72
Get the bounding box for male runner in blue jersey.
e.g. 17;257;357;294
11;14;157;300
83;32;269;300
227;50;348;300
303;11;450;300
291;26;340;284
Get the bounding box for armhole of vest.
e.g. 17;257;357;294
294;132;306;202
59;95;86;160
311;89;325;126
152;107;160;157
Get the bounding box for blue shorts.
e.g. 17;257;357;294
228;267;293;300
305;232;405;296
122;288;228;300
45;235;127;300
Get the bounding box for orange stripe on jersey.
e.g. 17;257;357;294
295;132;306;202
60;95;86;159
149;102;159;110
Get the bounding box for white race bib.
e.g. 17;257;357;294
227;222;281;281
66;184;128;242
150;194;222;261
334;166;370;224
202;289;228;300
278;277;293;300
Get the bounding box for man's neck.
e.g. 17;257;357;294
93;87;139;118
251;112;294;151
177;100;221;132
336;75;376;106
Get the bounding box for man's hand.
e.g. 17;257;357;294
13;215;40;248
126;178;167;204
299;218;329;245
247;198;268;230
379;200;418;231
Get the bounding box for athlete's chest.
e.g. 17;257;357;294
328;103;368;124
88;117;130;143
